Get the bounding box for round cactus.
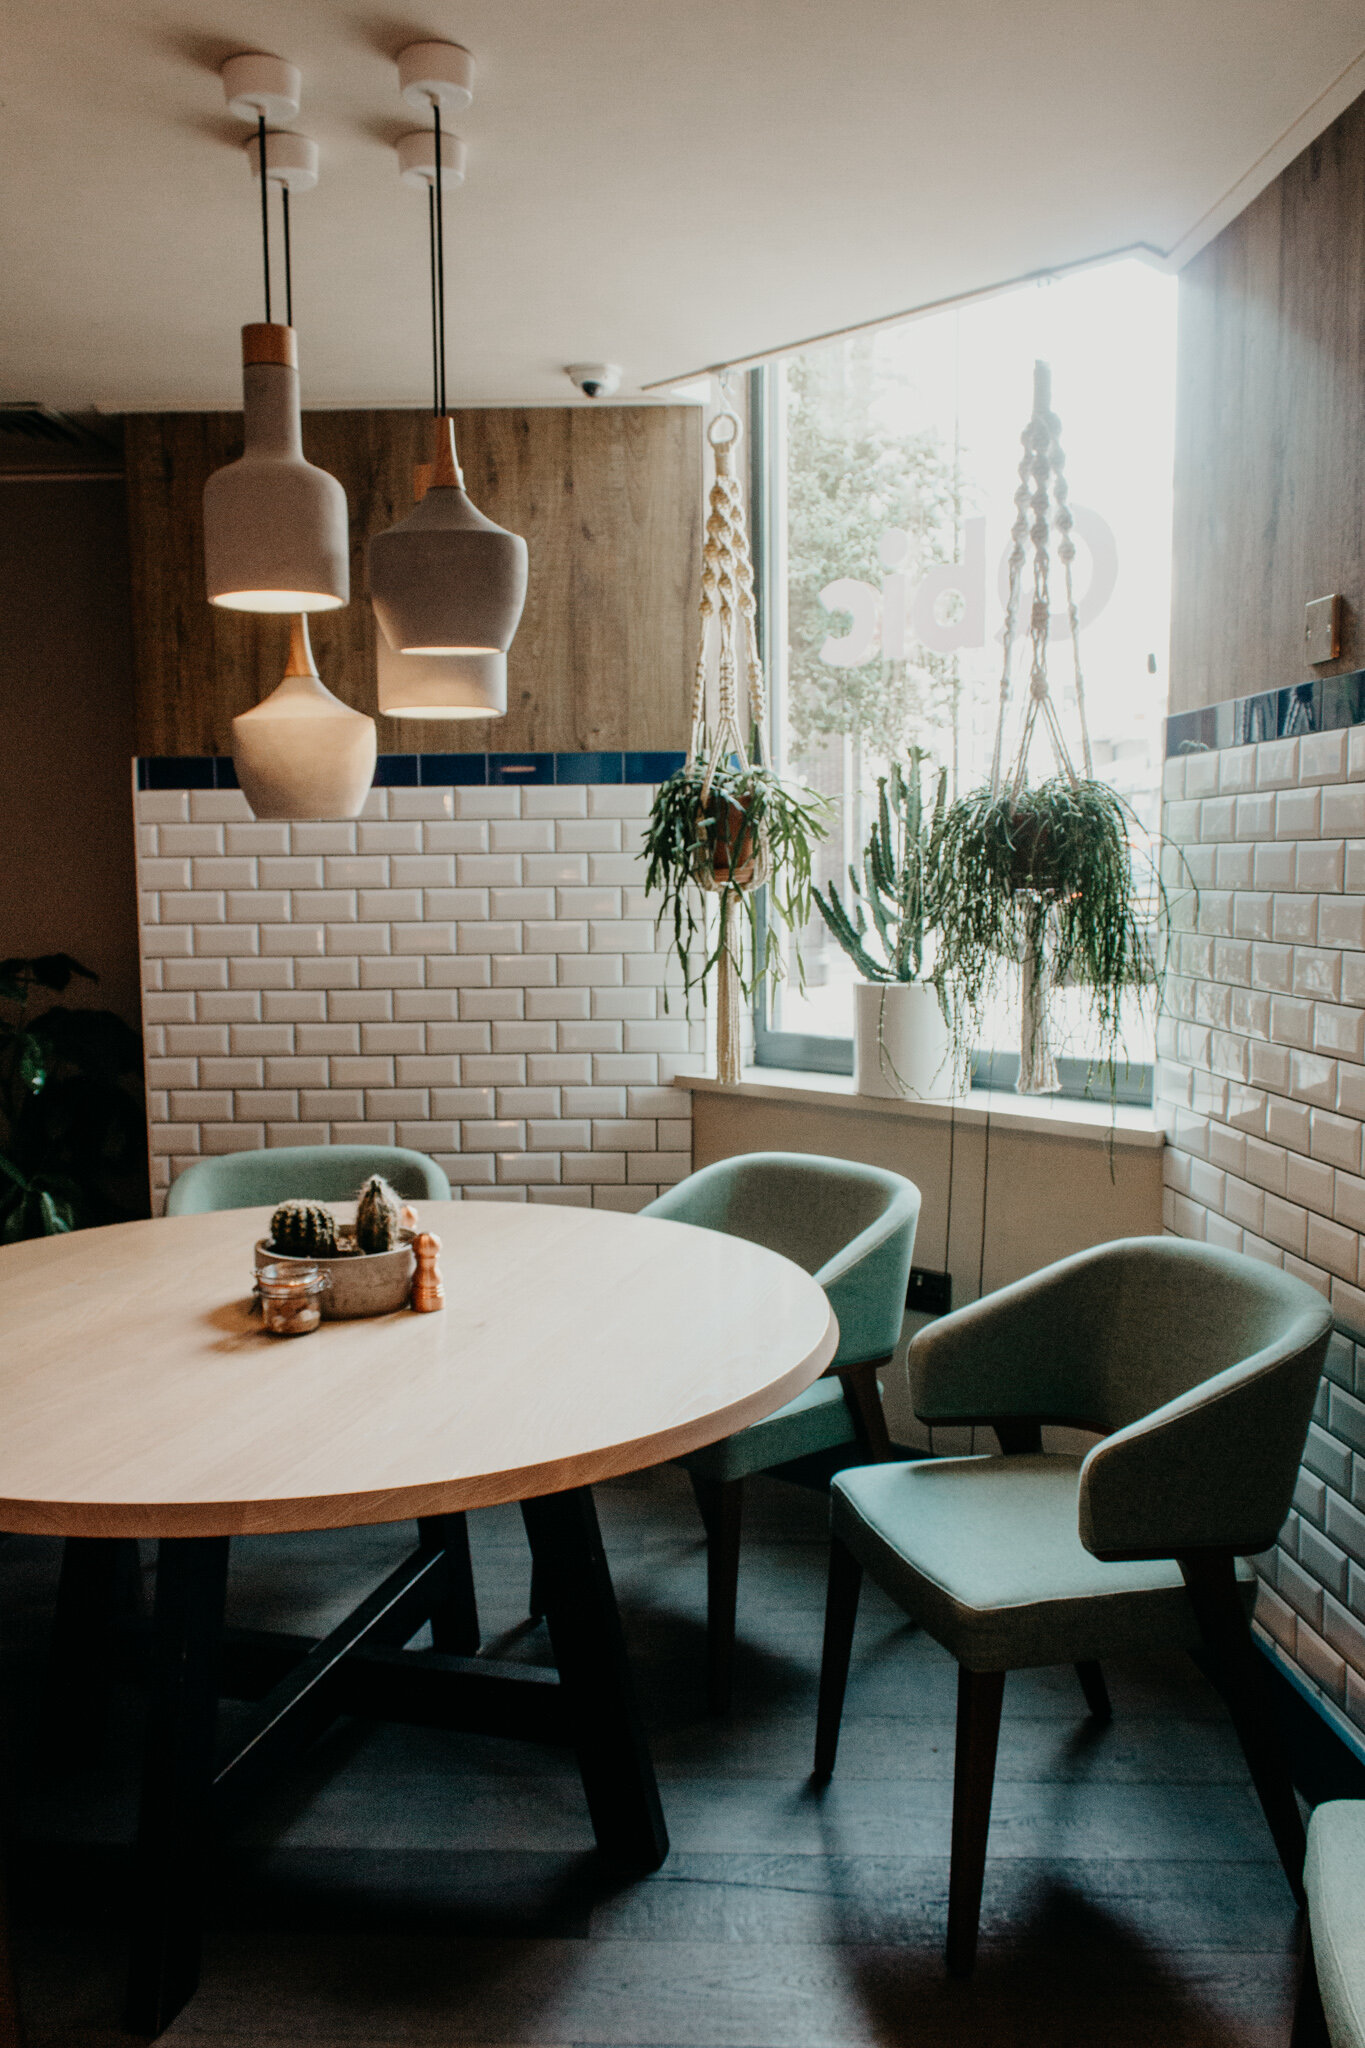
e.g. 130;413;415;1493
269;1199;339;1259
355;1174;402;1255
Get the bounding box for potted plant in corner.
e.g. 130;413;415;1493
815;748;960;1100
0;953;146;1239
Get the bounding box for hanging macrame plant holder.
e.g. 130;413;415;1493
688;409;770;1085
989;360;1095;1095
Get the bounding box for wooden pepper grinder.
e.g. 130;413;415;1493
411;1231;445;1313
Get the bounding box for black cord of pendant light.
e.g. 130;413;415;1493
254;114;295;329
281;186;293;328
432;102;448;417
257;112;272;323
427;185;440;419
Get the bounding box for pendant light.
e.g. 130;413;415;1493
368;44;526;716
232;616;376;821
203;54;349;613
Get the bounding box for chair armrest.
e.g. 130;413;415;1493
1079;1306;1332;1559
908;1249;1108;1426
815;1185;920;1367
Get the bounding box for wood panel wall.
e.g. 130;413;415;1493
1170;92;1365;713
124;406;702;756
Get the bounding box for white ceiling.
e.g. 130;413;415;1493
3;0;1364;412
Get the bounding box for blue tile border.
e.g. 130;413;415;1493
625;751;685;783
137;749;687;786
371;755;419;786
555;751;623;785
489;753;554;786
1166;671;1365;757
420;754;487;786
137;752;687;790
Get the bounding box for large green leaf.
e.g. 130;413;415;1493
0;954;99;997
31;1006;140;1085
16;1029;48;1095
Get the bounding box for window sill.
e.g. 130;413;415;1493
672;1068;1164;1150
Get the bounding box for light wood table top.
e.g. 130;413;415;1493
0;1202;836;1539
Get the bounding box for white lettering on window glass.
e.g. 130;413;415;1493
816;508;1118;666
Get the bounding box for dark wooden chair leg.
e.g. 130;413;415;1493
123;1535;231;2037
688;1472;744;1714
836;1357;895;1461
946;1665;1006;1978
1179;1549;1306;1902
416;1512;479;1655
813;1536;863;1782
0;1845;22;2048
1075;1660;1112;1723
521;1487;668;1875
44;1536;146;1764
1291;1921;1330;2048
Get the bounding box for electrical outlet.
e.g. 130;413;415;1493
1305;594;1342;665
907;1267;952;1316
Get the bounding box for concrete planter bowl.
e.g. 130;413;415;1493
254;1228;417;1319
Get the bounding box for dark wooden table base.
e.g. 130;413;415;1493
112;1487;666;2037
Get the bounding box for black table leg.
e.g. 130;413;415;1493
123;1536;230;2038
416;1512;480;1655
521;1488;668;1875
45;1537;145;1765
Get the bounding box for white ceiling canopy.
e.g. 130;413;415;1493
3;1;1363;412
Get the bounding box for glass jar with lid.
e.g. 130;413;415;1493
255;1261;328;1337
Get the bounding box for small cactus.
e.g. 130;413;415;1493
269;1199;339;1259
355;1174;402;1254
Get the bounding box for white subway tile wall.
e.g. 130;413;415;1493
1162;738;1365;1736
135;782;700;1215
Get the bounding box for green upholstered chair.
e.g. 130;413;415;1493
1295;1802;1365;2048
164;1143;450;1214
641;1152;921;1713
812;1235;1332;1976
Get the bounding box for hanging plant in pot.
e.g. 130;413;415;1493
935;361;1156;1096
815;748;962;1100
643;409;828;1081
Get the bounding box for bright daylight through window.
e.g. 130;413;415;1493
755;256;1177;1096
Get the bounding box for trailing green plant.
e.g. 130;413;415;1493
642;754;829;1003
931;776;1156;1085
0;954;146;1241
815;748;947;983
269;1200;340;1259
355;1174;403;1254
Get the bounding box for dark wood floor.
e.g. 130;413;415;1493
0;1464;1298;2046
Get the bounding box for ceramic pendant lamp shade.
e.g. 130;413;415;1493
369;419;527;659
376;635;507;719
204;324;350;613
232;616;376;820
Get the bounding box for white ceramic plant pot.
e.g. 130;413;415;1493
853;981;955;1101
255;1229;417;1318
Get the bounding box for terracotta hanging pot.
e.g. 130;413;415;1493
702;795;759;889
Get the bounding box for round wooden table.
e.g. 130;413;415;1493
0;1201;836;2034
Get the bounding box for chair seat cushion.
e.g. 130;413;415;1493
1306;1801;1365;2048
833;1453;1255;1672
681;1377;856;1484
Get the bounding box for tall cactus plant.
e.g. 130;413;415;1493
815;749;947;983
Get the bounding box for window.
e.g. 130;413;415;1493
752;257;1177;1098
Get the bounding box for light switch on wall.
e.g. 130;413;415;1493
1305;593;1342;664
